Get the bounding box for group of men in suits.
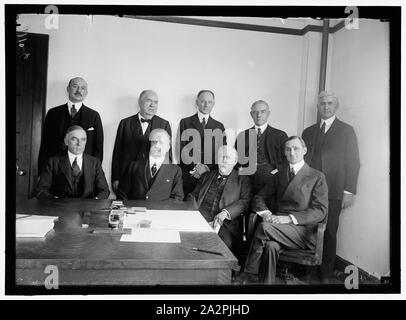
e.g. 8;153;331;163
35;77;360;285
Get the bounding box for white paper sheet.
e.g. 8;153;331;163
16;214;58;238
120;228;180;243
123;210;214;233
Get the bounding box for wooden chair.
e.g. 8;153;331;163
279;221;326;266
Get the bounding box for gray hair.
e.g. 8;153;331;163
149;128;171;144
285;136;307;149
251;100;269;110
65;125;86;138
318;90;339;106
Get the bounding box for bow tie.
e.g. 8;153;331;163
140;118;151;123
217;174;228;182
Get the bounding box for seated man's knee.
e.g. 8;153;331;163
265;240;281;253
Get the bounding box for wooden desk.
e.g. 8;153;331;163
16;199;239;286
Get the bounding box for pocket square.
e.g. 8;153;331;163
87;127;94;131
271;169;278;175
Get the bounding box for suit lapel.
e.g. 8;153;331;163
131;113;143;140
323;117;339;146
60;104;70;138
191;113;204;136
219;170;237;209
142;159;150;190
278;166;290;199
306;123;321;163
197;171;216;207
81;154;92;197
281;163;310;201
59;153;73;192
149;163;169;191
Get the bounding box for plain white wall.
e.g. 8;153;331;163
18;15;390;277
18;14;304;186
326;20;390;278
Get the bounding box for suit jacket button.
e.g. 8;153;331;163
146;196;149;200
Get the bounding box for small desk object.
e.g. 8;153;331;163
15;199;238;286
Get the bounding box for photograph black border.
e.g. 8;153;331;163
5;4;401;296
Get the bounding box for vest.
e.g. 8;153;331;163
70;166;84;198
199;175;227;222
310;127;326;171
146;162;157;189
257;132;268;164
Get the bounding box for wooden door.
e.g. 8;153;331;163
16;32;49;211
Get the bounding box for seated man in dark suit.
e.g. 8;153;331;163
36;125;109;199
116;129;184;201
186;145;252;255
236;136;328;284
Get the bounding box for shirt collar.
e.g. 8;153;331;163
67;101;83;111
149;155;165;169
67;150;83;164
254;123;268;133
321;115;336;128
197;111;210;123
138;113;153;123
289;160;305;175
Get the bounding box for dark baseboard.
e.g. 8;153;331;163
335;255;382;285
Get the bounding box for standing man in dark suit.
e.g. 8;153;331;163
179;90;226;197
36;125;109;199
236;136;328;284
111;90;172;192
116;129;183;201
236;100;288;194
38;77;104;175
302;91;360;282
186;146;252;255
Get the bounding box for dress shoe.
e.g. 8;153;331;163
234;271;259;285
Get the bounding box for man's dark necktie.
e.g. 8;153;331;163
72;157;81;177
320;121;326;135
257;128;262;145
151;163;158;177
141;118;151;124
288;167;295;182
217;173;227;183
201;117;206;129
71;105;77;118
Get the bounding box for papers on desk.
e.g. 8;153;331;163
16;214;58;238
120;229;180;243
120;210;213;243
123;210;214;233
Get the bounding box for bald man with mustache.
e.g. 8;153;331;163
38;77;104;175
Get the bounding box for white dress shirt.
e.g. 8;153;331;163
320;115;336;133
67;101;83;115
138;113;152;135
254;123;268;134
68;151;83;170
149;155;165;175
197;111;210;125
